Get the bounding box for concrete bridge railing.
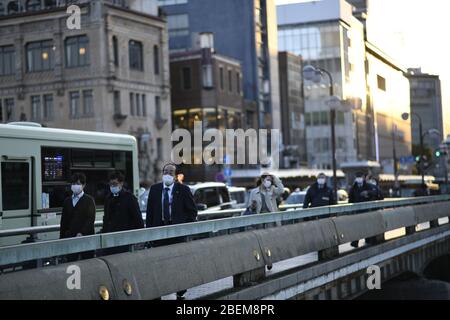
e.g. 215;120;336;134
0;196;449;300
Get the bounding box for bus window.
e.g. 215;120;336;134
41;147;134;208
94;150;113;168
72;149;94;167
1;162;30;211
42;148;69;182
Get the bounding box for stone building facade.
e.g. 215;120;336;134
0;0;172;182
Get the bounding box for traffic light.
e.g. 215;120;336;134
415;155;421;162
435;150;442;158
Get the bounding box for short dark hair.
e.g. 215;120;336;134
71;172;86;185
109;171;125;182
163;162;178;172
355;172;365;178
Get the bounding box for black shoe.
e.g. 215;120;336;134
176;294;185;300
350;241;359;248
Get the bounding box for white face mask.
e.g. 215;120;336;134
110;186;122;195
71;184;83;195
317;178;326;185
355;178;364;184
163;175;175;187
263;179;272;189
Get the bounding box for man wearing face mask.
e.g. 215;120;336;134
366;175;384;201
248;172;284;215
60;173;96;261
146;163;197;300
146;162;197;238
303;173;336;209
102;171;144;254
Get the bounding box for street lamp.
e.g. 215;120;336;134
402;112;441;188
304;65;338;199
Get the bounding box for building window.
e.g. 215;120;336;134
65;35;89;68
112;36;119;67
181;67;192;90
155;96;161;119
26;0;41;11
7;1;22;14
312;112;320;126
305;113;311;126
236;72;241;95
129;40;143;71
43;94;53;121
31;95;41;121
82;90;93;116
153;45;160;75
69;92;80;118
142;94;147;117
157;138;163;160
336;111;345;125
26;40;54;72
3;98;14;121
43;0;56;9
377;75;386;91
0;45;15;76
202;65;213;88
320;111;329;125
135;93;141;117
228;69;233;92
219;67;224;91
167;14;189;37
113;91;121;114
130;93;135;116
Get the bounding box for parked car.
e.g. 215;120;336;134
228;186;248;209
188;182;234;213
284;190;307;207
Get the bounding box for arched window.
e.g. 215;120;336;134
26;0;41;11
7;1;22;14
43;0;56;9
153;45;160;75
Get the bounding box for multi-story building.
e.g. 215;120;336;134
406;68;444;177
158;0;281;132
170;33;245;182
406;68;444;151
365;42;412;174
277;0;412;175
277;0;370;170
0;0;172;182
278;51;306;168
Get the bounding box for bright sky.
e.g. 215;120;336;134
276;0;450;133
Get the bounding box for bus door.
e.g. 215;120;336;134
0;157;33;247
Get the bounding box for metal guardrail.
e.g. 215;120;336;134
1;195;450;267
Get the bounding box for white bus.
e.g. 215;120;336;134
0;123;139;246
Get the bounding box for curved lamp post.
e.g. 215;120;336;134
304;65;338;199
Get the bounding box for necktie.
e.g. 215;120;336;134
163;188;171;222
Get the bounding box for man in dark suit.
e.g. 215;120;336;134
102;171;144;255
60;172;96;261
146;163;198;300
